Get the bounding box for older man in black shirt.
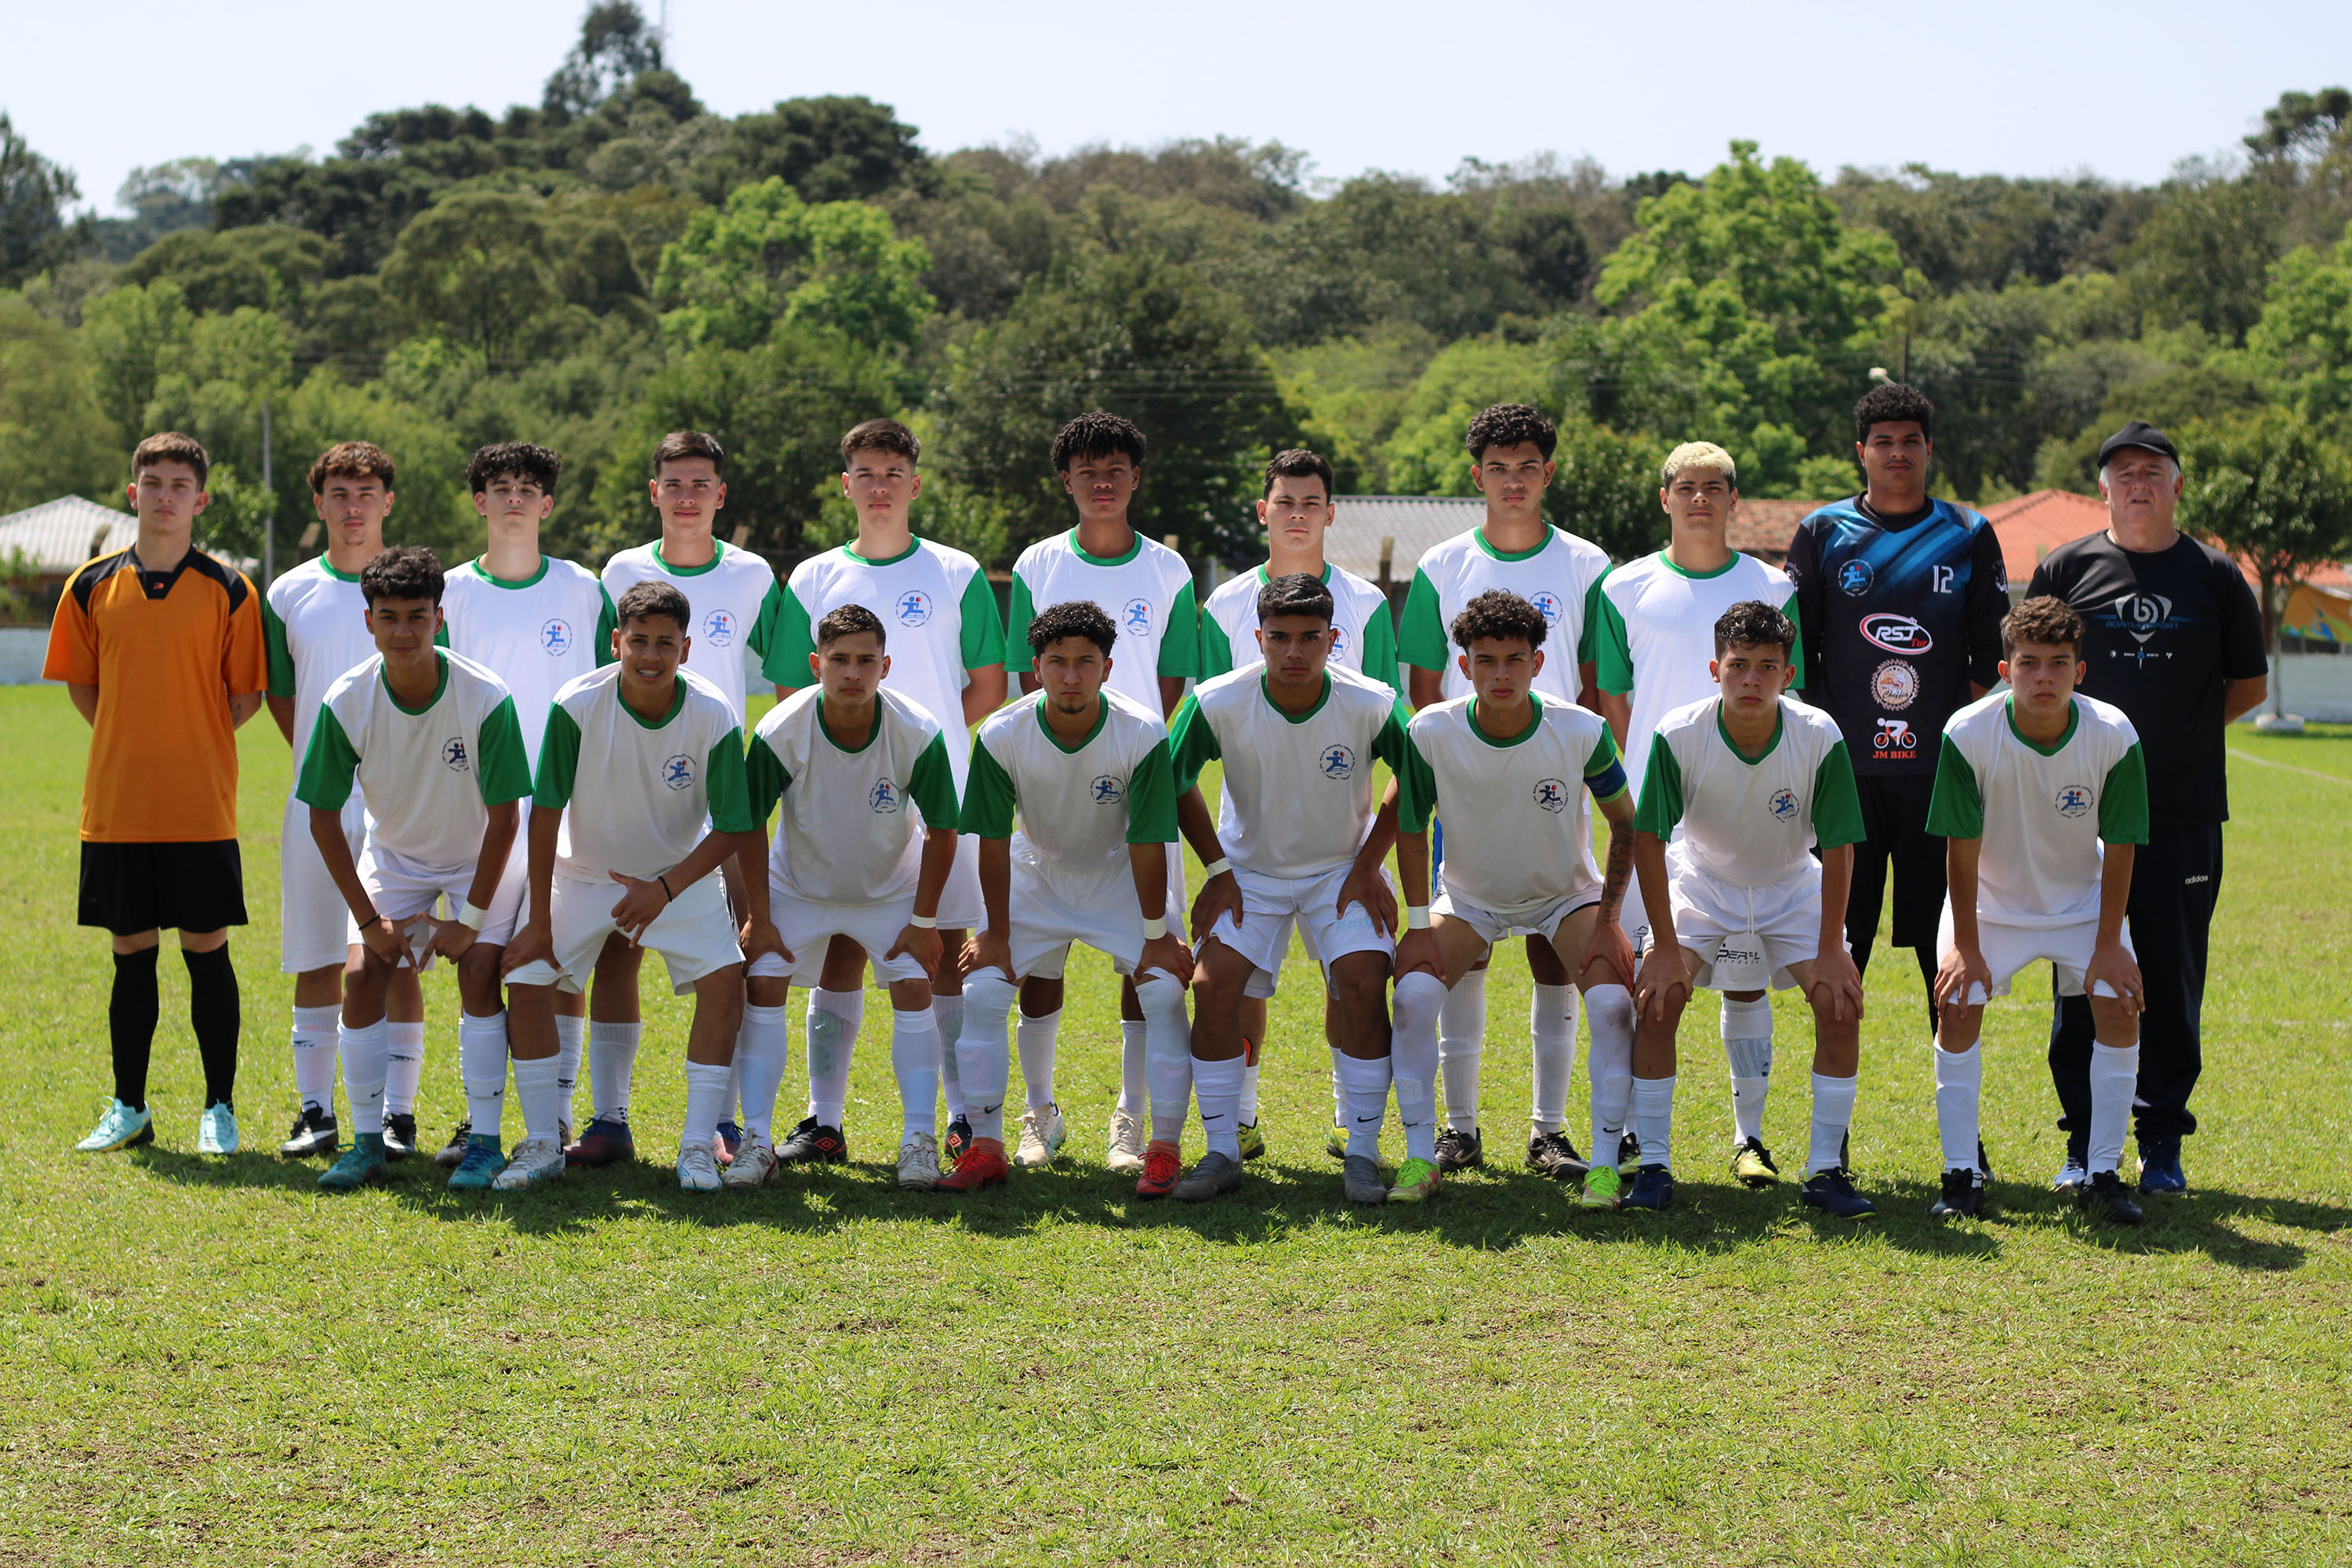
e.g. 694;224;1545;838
2026;421;2269;1196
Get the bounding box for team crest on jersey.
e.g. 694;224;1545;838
1090;774;1125;805
703;608;738;647
869;777;900;813
1529;591;1565;626
1318;743;1356;780
896;590;933;627
441;738;470;773
1837;560;1875;597
661;754;694;790
540;619;574;656
1122;597;1153;637
1533;778;1568;814
1766;788;1799;822
1871;659;1919;710
1860;612;1933;655
2055;783;2093;819
1330;623;1349;658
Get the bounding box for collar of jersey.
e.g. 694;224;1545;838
1260;671;1332;724
381;651;449;717
652;539;724;577
1657;549;1739;581
845;537;922;568
1714;700;1784;765
1468;693;1544;748
1254;563;1332;586
1472;524;1555;564
2003;694;2080;756
1036;693;1111;753
467;554;549;590
818;695;884;753
620;673;689;731
1068;528;1142;568
315;557;364;583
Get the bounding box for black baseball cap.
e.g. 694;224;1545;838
2097;420;2179;466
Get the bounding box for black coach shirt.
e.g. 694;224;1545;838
2026;530;2266;826
1787;497;2007;775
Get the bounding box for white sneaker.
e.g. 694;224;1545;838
1106;1108;1146;1173
492;1136;566;1190
897;1131;942;1189
2051;1156;2089;1194
196;1104;239;1155
1015;1103;1066;1168
722;1133;778;1188
677;1138;721;1191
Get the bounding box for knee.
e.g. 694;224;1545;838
1584;983;1633;1036
964;967;1018;1019
1133;971;1187;1022
1392;969;1446;1034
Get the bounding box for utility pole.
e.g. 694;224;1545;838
260;393;274;588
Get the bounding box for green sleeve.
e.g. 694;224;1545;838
433;622;450;649
769;582;817;689
1359;598;1400;694
1783;590;1805;684
1197;606;1236;681
1923;735;1984;840
744;731;790;826
533;702;582;811
263;597;294;698
293;704;361;809
1124;739;1180;844
1166;694;1221;793
1577;572;1605;666
958;733;1018;837
474;696;535;806
1632;733;1685;838
1370;697;1413;776
705;725;754;833
1584;724;1628;804
1397;568;1449;673
1158;579;1200;677
1395;730;1439;835
957;568;1007;671
1594;583;1634;694
593;588;618;668
1003;570;1037;675
750;579;793;682
1809;741;1865;850
906;731;960;826
2099;742;2151;845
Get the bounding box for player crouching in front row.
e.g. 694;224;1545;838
1627;601;1875;1218
1923;596;2148;1225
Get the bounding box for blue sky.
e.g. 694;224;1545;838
13;0;2351;212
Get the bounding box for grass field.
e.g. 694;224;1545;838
3;682;2348;1566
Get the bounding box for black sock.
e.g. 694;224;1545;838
182;944;241;1111
110;947;161;1110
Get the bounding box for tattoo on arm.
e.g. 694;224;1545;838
1599;824;1633;918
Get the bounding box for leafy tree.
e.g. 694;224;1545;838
2123;172;2288;343
1376;337;1555;495
379;191;561;363
118;225;332;315
2244;220;2352;420
1828;165;2154;292
80;280;194;441
543;2;666;121
1548;417;1665;561
2245;87;2352;162
96;158;237;261
0;294;119;510
654;178;930;351
697;96;927;205
1;114;94;289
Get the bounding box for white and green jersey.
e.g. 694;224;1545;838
533;665;753;884
295;650;533;871
600;539;789;722
1398;695;1628;918
962;690;1180;877
1005;528;1198;717
264;556;378;782
745;685;960;907
1170;664;1411;880
1635;697;1864;888
1200;562;1399;692
771;537;1006;789
1926;692;2149;930
441;555;615;768
1595;550;1802;798
1398;524;1612;704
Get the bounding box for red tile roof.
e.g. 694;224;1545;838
1980;490;2107;580
1726;498;1822;561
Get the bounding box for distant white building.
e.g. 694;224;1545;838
0;495;137;600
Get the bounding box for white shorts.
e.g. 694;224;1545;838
1004;858;1160;980
1935;904;2136;1002
348;840;527;965
1206;862;1392;976
506;872;743;996
1244;913;1327;1001
935;833;983;931
746;882;928;987
281;791;365;973
1670;863;1830;993
1433;875;1602;949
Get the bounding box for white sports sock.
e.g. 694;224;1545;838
1807;1072;1857;1178
1529;982;1577;1135
1391;971;1446;1163
291;1005;339;1115
1584;985;1635;1163
1116;1018;1147;1116
1339;1052;1393;1158
933;993;966;1123
2087;1041;2141;1175
734;1004;790;1141
1240;1048;1261;1123
588;1021;641;1124
513;1052;563;1144
1633;1075;1675;1169
1438;967;1487;1131
956;970;1017;1143
339;1018;390;1131
383;1021;425;1117
1194;1054;1244;1159
1329;1047;1345;1128
1017;1006;1061;1111
1722;995;1773;1145
681;1060;731;1148
891;1007;941;1138
1933;1042;1984;1174
553;1013;585;1126
458;1011;509;1139
806;988;862;1127
1134;973;1194;1145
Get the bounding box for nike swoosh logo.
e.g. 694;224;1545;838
980;1102;1003;1116
1355;1115;1382;1125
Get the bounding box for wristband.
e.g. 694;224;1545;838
1406;905;1432;930
1143;915;1168;940
908;913;938;929
1203;858;1232;879
655;874;674;904
456;902;488;931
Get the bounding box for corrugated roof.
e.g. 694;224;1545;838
0;495;136;574
1325;496;1487;582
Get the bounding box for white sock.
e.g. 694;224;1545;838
513;1052;562;1143
292;1005;340;1115
681;1060;731;1149
933;993;966;1123
1438;967;1486;1131
1135;972;1194;1145
806;987;862;1127
1194;1054;1244;1159
1933;1042;1984;1174
1329;1047;1345;1128
339;1018;390;1131
1807;1072;1857;1178
1529;982;1577;1135
1017;1006;1061;1111
553;1013;585;1127
2087;1041;2141;1175
734;1004;789;1141
1116;1018;1147;1116
1722;995;1773;1145
891;1007;940;1138
1339;1052;1393;1158
588;1020;641;1124
1240;1046;1261;1123
1633;1075;1675;1169
458;1011;509;1140
383;1022;425;1117
1391;971;1446;1163
956;969;1017;1143
1584;985;1635;1163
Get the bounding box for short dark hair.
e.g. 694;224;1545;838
840;418;920;468
1712;600;1798;659
361;545;444;606
1051;411;1147;474
1257;571;1334;626
1450;589;1548;652
1465;403;1557;461
2002;594;2083;655
1027;599;1117;659
816;602;886;649
615;579;690;631
652;430;724;475
467;441;561;496
1854;383;1934;445
1263;448;1334;499
309;440;395;495
132;430;209;488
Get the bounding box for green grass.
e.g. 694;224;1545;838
2;684;2348;1566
